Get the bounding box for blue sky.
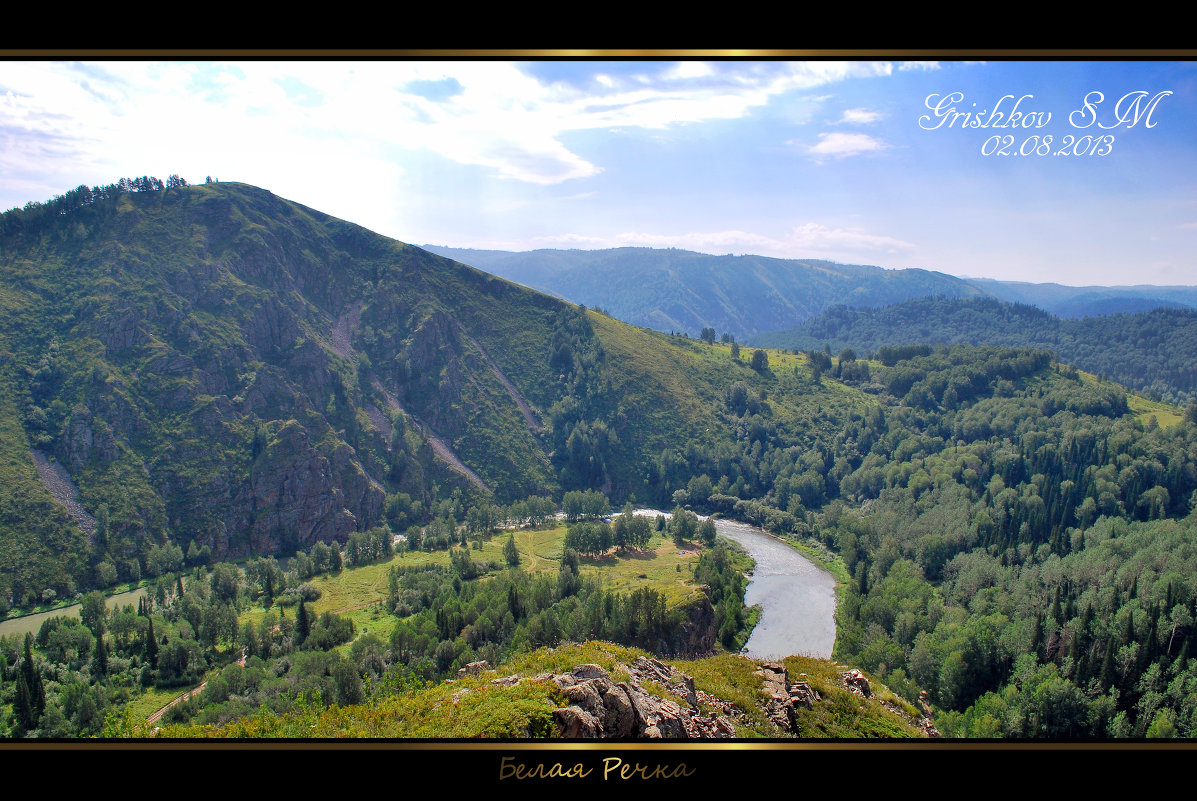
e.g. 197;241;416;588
2;58;1194;285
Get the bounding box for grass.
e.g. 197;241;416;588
1127;393;1185;429
236;525;714;644
155;640;927;739
778;656;924;738
123;686;185;721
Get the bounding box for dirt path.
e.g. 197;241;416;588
148;648;247;725
30;449;97;539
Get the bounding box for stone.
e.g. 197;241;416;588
842;668;872;698
457;660;490;678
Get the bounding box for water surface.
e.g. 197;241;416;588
712;518;837;660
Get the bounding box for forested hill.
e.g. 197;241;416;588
751;296;1197;405
966;277;1197;319
0;179;646;601
422;245;986;341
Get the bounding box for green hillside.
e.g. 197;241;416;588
4;179;1197;741
751;296;1197;405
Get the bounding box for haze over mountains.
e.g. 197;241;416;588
424;245;1197;341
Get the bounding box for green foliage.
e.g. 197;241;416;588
764;297;1197;405
750;349;769;372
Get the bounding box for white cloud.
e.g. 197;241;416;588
837;107;883;124
531;232;611;247
0;59;912;212
784;222;914;255
802;132;890;160
663;61;715;80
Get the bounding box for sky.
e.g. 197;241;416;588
2;57;1195;286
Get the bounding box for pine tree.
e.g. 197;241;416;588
22;633;44;717
504;534;520;567
144;616;159;669
296;600;311;646
91;635;108;680
14;673;36;730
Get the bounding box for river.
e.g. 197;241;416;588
712;518;837;660
635;509;837;660
0;586;148;639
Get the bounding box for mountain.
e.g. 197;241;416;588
8;180;1197;742
750;296;1197;404
421;246;987;341
0;181;812;602
967;277;1197;318
0;182;626;599
424;246;1197;345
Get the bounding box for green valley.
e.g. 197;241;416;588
2;179;1197;740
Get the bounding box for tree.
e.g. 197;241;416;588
80;591;107;638
91;634;108;680
700;327;716;345
730;342;741;360
14;674;36;731
22;633;45;719
699;518;717;547
751;349;769;372
296;600;311;646
670;506;697;546
143;616;159;669
504;534;520;567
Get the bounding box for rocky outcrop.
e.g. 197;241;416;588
842;668;872;698
755;662;821;734
449;652;939;740
535;658;736;739
226;419;384;556
58;404;120;472
674;596;716;655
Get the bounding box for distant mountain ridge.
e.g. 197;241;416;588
423;245;1197;340
963;277;1197;319
422;246;987;340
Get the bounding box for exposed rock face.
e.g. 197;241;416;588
527;658;737;739
674;597;716;655
229;419;384;556
755;662;821;734
479;654;939;740
457;660;490;679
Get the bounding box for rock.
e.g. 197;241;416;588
789;681;818;710
572;664;609;681
554;705;602;738
457;660;489;679
601;683;637;737
842;668;872;698
754;662;788;697
545;662;735;740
